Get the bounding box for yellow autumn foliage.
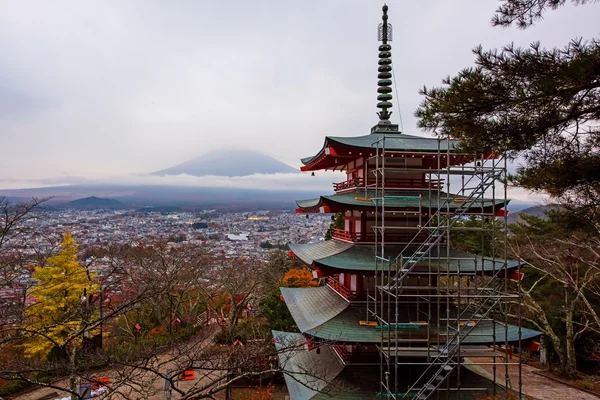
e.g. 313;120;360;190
23;232;99;358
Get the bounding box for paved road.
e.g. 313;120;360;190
465;357;599;400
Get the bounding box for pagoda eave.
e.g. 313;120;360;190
299;134;491;173
288;241;523;275
299;135;482;173
300;144;360;172
280;286;541;345
295;190;509;215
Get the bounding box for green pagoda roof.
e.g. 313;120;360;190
289;241;521;274
281;286;541;344
272;332;507;400
301;133;460;166
280;286;349;332
296;189;507;212
273;330;345;400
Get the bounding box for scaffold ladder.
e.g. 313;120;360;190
401;296;503;400
382;159;504;294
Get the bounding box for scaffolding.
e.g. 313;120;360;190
365;132;523;399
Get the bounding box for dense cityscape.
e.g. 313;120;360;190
0;207;330;297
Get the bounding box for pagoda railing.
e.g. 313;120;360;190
331;228;360;242
333;177;443;192
366;177;442;189
327;276;353;300
331;228;430;244
333;177;363;192
332;345;352;364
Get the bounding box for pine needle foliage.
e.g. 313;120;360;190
416;1;600;200
492;0;594;29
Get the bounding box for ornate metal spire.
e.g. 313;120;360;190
372;4;399;133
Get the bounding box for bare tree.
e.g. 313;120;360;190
507;213;600;376
0;237;333;399
0;197;51;288
208;256;271;332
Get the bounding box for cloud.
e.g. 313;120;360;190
0;168;550;210
0;171;345;192
0;0;597;181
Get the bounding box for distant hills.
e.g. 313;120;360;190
0;185;323;212
507;204;562;225
67;196;125;209
152;149;298;177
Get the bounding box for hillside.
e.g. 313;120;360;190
153;149;297;177
0;185;323;211
67;196;125;209
507;204;562;225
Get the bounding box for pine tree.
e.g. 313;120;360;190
416;0;599;201
324;213;344;240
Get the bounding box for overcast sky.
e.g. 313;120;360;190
0;0;598;187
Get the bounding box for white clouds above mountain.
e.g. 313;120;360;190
1;1;596;183
0;171;343;192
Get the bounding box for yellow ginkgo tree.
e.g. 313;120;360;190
22;232;99;396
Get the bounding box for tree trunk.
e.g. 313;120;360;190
229;301;242;330
228;295;250;330
522;291;566;372
546;329;566;373
539;337;548;369
564;336;578;377
69;345;78;400
563;298;578;377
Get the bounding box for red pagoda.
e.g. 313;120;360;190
274;5;540;400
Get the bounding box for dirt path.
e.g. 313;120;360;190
464;357;599;400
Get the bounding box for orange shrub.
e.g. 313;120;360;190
239;384;274;400
281;269;317;288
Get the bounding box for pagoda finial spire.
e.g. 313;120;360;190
372;4;399;133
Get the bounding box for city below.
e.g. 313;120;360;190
1;206;330;299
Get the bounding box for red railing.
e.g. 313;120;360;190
333;177;363;192
333;177;443;192
332;345;352;363
331;229;430;244
327;276;352;300
368;178;442;189
331;228;360;242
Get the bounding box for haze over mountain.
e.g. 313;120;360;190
152;149;298;177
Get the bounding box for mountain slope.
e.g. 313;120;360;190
67;196;125;209
507;204;562;225
153;149;298;177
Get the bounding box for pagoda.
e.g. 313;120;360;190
274;5;541;400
